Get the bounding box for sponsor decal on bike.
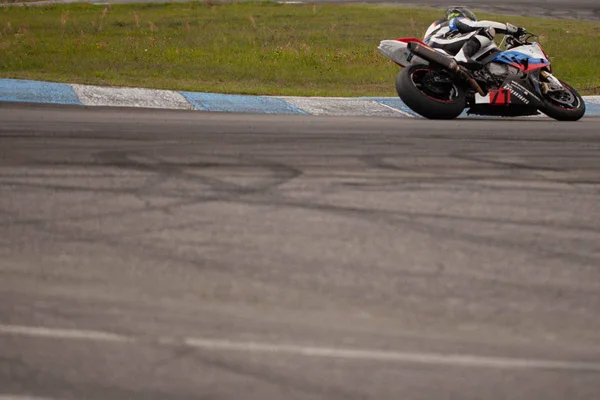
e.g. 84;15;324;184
502;82;531;105
475;88;511;106
490;88;511;105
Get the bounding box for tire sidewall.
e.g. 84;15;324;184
540;81;586;121
396;64;466;120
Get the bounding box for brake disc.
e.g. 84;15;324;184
548;89;576;106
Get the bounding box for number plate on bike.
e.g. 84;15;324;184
475;88;512;106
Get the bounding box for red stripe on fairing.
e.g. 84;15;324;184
509;62;551;72
538;44;550;61
396;38;428;47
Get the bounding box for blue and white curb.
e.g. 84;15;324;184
72;84;195;110
0;79;82;105
277;96;412;117
1;78;600;118
181;92;306;115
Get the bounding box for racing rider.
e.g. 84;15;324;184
423;6;527;65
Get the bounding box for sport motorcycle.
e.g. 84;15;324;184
377;26;586;121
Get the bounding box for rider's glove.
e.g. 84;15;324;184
507;23;527;37
515;27;528;38
506;23;519;34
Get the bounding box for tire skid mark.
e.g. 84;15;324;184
0;149;302;229
224;197;600;268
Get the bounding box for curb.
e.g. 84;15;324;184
1;78;600;118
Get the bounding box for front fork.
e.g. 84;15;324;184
540;70;565;94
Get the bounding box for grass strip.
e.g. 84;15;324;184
1;1;599;96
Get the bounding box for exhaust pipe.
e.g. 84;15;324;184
407;41;460;73
407;42;485;96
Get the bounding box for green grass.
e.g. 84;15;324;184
1;1;599;96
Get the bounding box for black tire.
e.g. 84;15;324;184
396;64;466;120
540;81;586;121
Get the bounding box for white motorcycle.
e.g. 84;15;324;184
378;27;586;121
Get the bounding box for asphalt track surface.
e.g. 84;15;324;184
1;103;600;399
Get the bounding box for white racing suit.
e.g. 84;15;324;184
424;17;517;63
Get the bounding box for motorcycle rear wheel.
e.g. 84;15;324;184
540;81;586;121
396;64;466;120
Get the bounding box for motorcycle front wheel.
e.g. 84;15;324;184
396;64;466;120
540;81;586;121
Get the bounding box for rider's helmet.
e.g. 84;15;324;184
445;6;478;22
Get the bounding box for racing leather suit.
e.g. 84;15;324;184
424;17;517;63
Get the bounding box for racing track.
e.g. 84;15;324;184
14;0;600;21
321;0;600;22
1;103;600;399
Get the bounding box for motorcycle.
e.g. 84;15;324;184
377;26;586;121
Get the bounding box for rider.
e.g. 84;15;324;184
424;6;526;65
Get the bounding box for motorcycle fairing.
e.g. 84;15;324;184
469;73;544;114
493;43;550;72
472;73;544;110
467;104;542;117
475;88;511;105
500;79;544;107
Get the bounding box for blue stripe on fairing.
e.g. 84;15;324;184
493;50;549;66
0;78;82;105
179;92;307;114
